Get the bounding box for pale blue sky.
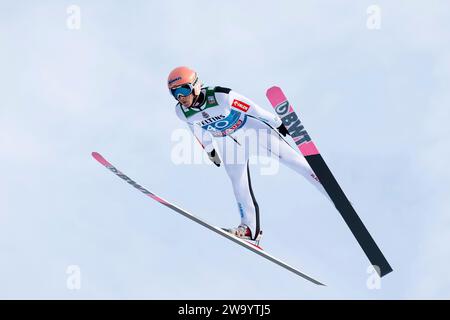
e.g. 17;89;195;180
1;0;449;299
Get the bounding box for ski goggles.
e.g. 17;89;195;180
170;77;198;99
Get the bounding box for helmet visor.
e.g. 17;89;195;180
170;84;193;99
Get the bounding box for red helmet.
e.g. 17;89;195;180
167;66;202;100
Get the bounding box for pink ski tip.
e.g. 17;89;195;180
92;152;111;166
266;86;287;107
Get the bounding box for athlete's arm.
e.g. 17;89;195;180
187;122;214;153
175;103;215;153
228;90;282;129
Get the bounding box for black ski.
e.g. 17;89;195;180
266;86;392;277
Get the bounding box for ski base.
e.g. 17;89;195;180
92;152;325;286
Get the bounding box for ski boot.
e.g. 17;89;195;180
222;224;263;246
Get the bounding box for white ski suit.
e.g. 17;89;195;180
175;86;327;239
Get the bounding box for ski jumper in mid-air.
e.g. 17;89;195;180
168;66;329;242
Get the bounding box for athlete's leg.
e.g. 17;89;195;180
213;133;261;240
222;160;261;239
252;120;331;201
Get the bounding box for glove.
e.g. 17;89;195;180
207;149;221;167
277;123;289;137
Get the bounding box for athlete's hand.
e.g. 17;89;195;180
207;149;221;167
277;123;289;137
